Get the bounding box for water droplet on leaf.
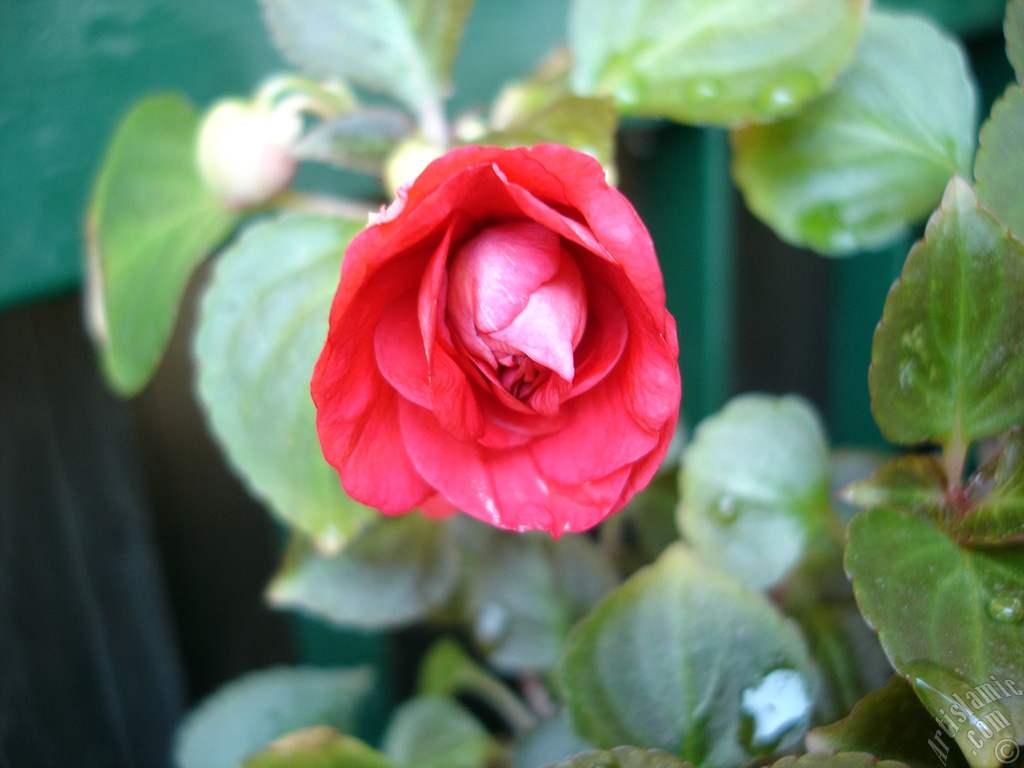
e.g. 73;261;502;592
683;78;722;103
907;661;1017;768
600;55;646;108
987;595;1024;623
612;78;644;107
739;669;812;753
899;361;917;391
474;601;509;648
709;495;739;524
756;71;818;117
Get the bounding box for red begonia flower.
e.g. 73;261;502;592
312;144;680;535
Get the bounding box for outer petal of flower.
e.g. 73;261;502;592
531;369;660;486
314;255;423;444
314;255;433;512
617;419;678;505
399;399;633;535
418;218;485;441
374;291;431;408
571;247;681;431
569;273;628;398
319;387;435;513
511;144;669;321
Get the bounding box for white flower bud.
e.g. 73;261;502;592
197;98;302;209
383;138;444;200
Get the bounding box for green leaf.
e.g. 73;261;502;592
194;213;374;546
625;470;682;564
772;754;910;768
950;429;1024;544
731;11;977;256
568;0;869;127
488;49;573;131
417;637;537;733
975;85;1024;242
868;178;1024;447
480;95;619;180
293;108;414;175
260;0;475;135
807;676;971;768
174;666;374;768
677;394;836;591
846;507;1024;768
268;515;460;630
511;711;593;768
559;544;816;767
542;747;696;768
1008;0;1024;82
382;696;499;768
243;728;397;768
462;526;617;673
85;93;238;395
840;454;948;519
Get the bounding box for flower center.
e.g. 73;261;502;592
447;221;587;404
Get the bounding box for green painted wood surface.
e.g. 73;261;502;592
879;0;1006;36
618;125;737;428
0;0;285;309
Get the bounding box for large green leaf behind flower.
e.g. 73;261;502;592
194;212;374;546
174;667;374;768
268;515;461;629
260;0;474;132
86;94;238;395
732;12;976;256
569;0;869;126
560;544;815;767
1006;0;1024;81
975;85;1024;242
677;394;835;591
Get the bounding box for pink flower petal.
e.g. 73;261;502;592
374;291;430;408
319;387;434;513
531;370;660;487
511;145;669;320
314;254;424;431
449;221;563;333
399;399;633;535
417;217;485;441
486;252;586;383
569;271;628;398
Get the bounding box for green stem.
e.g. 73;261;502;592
418;96;450;151
944;424;967;488
462;671;537;733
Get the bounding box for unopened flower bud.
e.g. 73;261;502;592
197;98;302;209
383;138;443;199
